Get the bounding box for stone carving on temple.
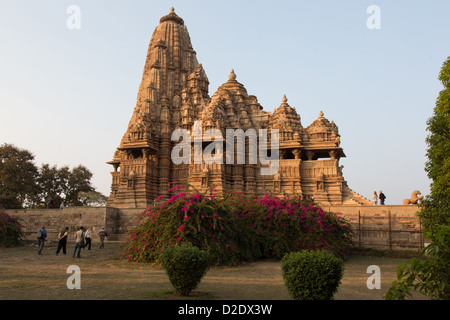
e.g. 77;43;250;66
403;191;424;205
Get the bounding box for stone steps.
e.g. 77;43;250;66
342;185;373;205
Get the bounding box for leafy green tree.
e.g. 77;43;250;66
78;190;108;207
38;164;94;207
64;165;94;205
421;56;450;234
37;164;65;207
386;56;450;300
0;143;40;208
1;144;98;208
385;223;450;300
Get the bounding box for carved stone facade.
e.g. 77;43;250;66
107;8;371;208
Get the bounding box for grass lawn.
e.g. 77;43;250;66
0;241;427;300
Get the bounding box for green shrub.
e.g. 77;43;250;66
281;250;344;300
385;222;450;300
161;243;211;296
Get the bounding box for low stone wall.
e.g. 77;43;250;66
323;204;424;251
5;204;423;250
4;207;141;244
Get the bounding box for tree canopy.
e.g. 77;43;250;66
37;163;95;207
421;56;450;234
0;143;40;208
386;56;450;300
0;143;104;209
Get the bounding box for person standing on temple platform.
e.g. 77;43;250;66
372;191;378;205
379;190;386;205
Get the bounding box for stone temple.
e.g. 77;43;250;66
107;8;371;208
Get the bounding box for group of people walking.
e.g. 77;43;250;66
372;190;386;205
36;225;108;257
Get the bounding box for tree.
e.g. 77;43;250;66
37;164;65;207
0;143;40;208
386;56;450;300
78;190;108;207
64;165;94;206
421;55;450;234
1;144;98;208
37;164;94;207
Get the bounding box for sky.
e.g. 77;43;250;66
1;0;449;205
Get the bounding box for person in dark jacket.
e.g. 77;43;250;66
379;190;386;205
98;227;108;249
37;226;47;255
56;227;69;255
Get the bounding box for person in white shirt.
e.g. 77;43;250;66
84;226;92;250
73;227;84;258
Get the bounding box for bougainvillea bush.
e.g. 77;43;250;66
233;193;354;259
121;186;258;266
121;186;353;266
0;209;24;247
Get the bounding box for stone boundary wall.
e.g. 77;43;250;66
323;205;424;251
4;207;142;244
104;207;143;241
5;205;423;250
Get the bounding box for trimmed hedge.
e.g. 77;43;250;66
281;250;344;300
161;243;211;296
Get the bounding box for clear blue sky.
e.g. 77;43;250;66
1;0;449;205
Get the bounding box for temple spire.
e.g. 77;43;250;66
228;68;236;80
160;6;184;25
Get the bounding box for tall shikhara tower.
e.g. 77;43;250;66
107;8;372;208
